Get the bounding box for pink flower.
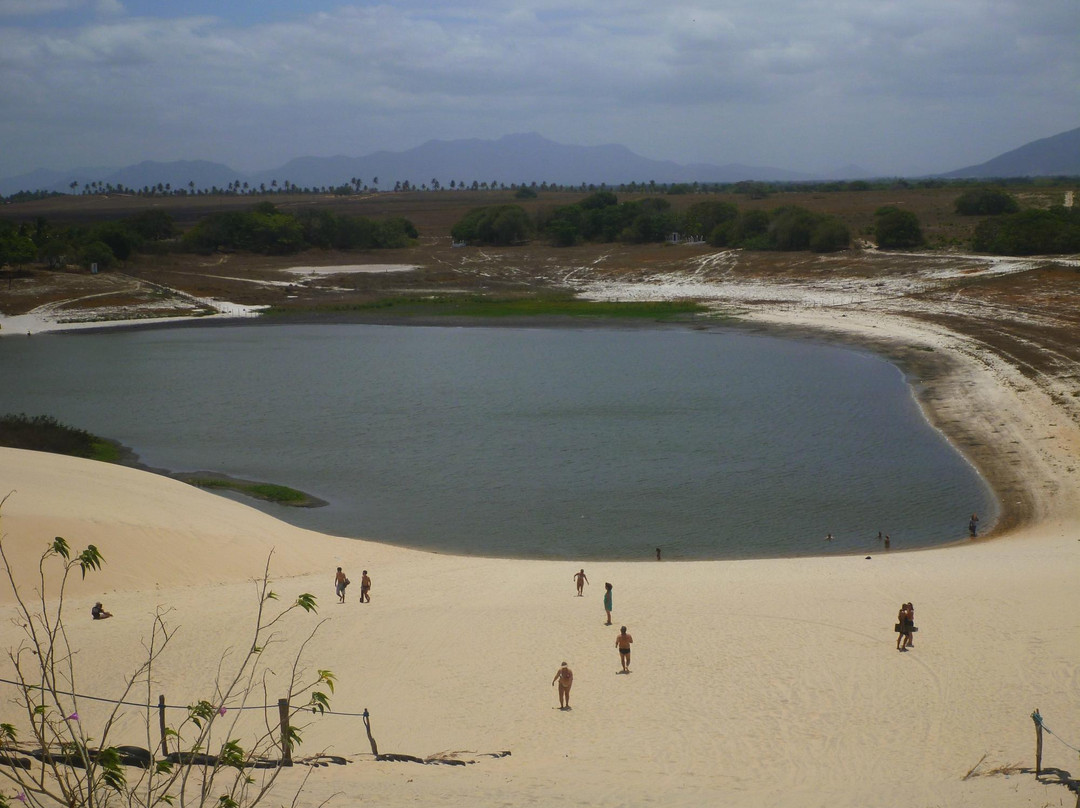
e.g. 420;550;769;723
218;706;227;716
15;792;27;802
66;712;79;722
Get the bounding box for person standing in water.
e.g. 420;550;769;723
603;583;613;625
573;569;589;596
616;626;633;673
552;662;574;708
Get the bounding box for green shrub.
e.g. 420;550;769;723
955;187;1019;216
874;206;924;249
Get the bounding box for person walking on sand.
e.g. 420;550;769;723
360;570;371;603
603;583;613;625
573;569;589;596
616;626;633;672
334;567;348;603
968;513;979;537
896;602;914;651
552;662;574;708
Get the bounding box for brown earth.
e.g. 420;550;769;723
2;189;1078;409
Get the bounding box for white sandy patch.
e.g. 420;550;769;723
283;264;418;276
0;301;266;336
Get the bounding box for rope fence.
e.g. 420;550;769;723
1031;708;1080;780
0;676;378;765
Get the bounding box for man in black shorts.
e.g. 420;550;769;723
616;626;633;673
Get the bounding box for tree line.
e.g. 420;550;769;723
451;187;1080;255
452;192;856;251
0;204;418;272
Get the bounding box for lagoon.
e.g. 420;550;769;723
0;323;996;559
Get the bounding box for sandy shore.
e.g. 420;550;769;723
1;302;1078;807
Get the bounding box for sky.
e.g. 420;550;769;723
0;0;1077;179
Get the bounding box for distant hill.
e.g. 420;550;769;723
0;134;821;197
250;133;816;188
941;126;1080;179
3;127;1076;198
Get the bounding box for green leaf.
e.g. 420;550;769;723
218;739;246;770
317;670;336;693
309;691;331;714
51;536;71;559
77;544;105;578
295;593;317;613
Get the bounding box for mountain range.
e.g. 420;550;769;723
2;127;1077;198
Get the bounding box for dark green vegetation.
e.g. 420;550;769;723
0;202;417;271
458;193;852;252
269;295;710;320
0;414;119;462
183;203;418;254
0;209;180;271
972;206;1080;255
1;413;320;507
708;204;850;252
874;206;925;249
954;188;1020;216
450;204;533;246
181;477;311;505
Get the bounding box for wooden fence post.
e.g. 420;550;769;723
362;708;378;756
278;698;292;766
158;695;168;757
1031;708;1043;776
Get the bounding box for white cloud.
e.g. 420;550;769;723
0;0;1076;176
0;0;81;15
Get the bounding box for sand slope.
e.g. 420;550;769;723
2;292;1080;807
1;444;1078;808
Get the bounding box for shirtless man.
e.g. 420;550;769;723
552;662;574;708
616;626;633;673
334;567;348;603
573;569;589;596
360;570;371;603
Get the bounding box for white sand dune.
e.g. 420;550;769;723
1;305;1078;808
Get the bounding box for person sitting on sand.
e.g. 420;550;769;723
91;602;112;620
616;626;633;672
604;583;613;625
334;567;348;603
360;570;371;602
552;662;574;708
573;569;589;596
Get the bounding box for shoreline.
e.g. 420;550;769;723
1;301;1078;807
2;306;1050;551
